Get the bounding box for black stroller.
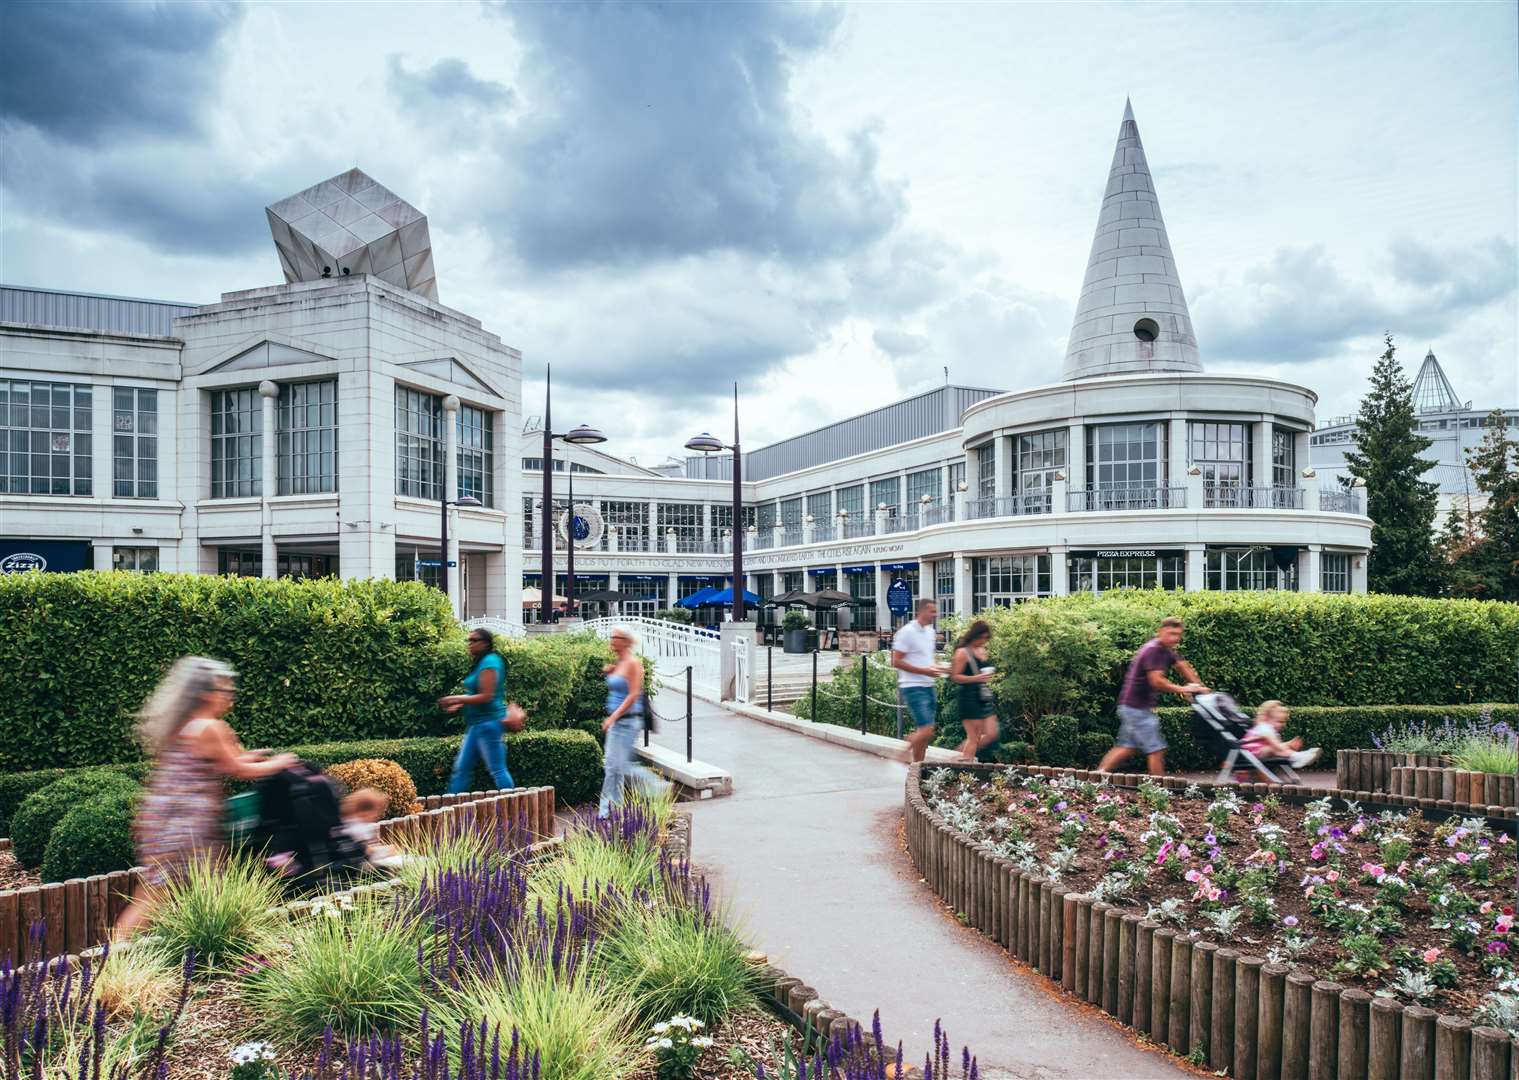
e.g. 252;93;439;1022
1190;692;1306;785
242;760;370;893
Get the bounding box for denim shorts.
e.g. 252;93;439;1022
1115;704;1167;754
901;686;937;728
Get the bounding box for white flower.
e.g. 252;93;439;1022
651;1022;670;1034
692;1036;714;1048
689;1018;704;1029
657;1038;674;1050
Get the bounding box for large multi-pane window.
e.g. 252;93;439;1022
211;388;261;498
869;476;900;513
835;485;865;533
1068;555;1184;594
807;491;832;527
975;444;996;498
522;496;536;546
616;577;665;616
1206;548;1297;591
906;468;941;510
659;502;704;551
112;387;158;498
222;549;336;578
779;498;804;543
1189;422;1250;506
948;461;966;495
1089;422;1165;492
1272;428;1296;490
935;560;956;616
457;404;494;507
972;555;1050;609
603;501;649;551
1321;552;1350;593
395;387;443;500
757;502;777;531
0;380;93;496
1017;429;1066;512
277;380;338;495
710;503;755;541
112;546;159;572
397;552;442;589
848;570;876;628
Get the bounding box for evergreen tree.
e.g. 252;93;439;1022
1343;335;1440;594
1465;410;1519;600
1435;506;1490;598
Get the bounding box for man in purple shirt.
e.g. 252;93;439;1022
1097;616;1209;776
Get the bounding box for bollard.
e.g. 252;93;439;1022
1209;948;1238;1073
810;650;818;722
767;645;773;712
1368;996;1403;1080
1310;981;1343;1080
1470;1026;1511;1080
1168;935;1193;1056
1117;915;1138;1025
1102;906;1121;1016
686;665;693;763
859;653;868;736
1257;963;1288;1080
1434;1015;1472;1080
1191;941;1216;1065
1338;988;1372;1080
1151;929;1173;1044
1233;956;1262;1080
1134;920;1155;1032
1401;1005;1437;1080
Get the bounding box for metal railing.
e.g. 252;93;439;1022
883;513;915;534
462;616;527;639
779;527;803;547
752;530;776;550
732;635;751;704
921;504;954;526
841;518;875;538
1066;486;1188;512
584;615;723;702
1204;485;1305;510
966;492;1053;519
1319;490;1363;514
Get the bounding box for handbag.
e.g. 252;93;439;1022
503;703;527;734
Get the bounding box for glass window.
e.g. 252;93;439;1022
906;468;942;508
522;496;536;547
1089;422;1165;491
395;387;443;500
779;498;803;525
1188;421;1251;506
210;388;261;498
1017;429;1066;511
112;387;158;499
848;570;877;628
710;503;755;540
603;501;649;551
457;404;494;507
1206;548;1298;591
1321;552;1350;593
0;380;93;496
757;502;778;531
659;503;704;551
836;485;864;517
869;476;900;514
112;546;158;572
221;549;335;578
935;559;956;616
277;380;338;495
975;444;996;498
807;491;832;525
396;551;442;589
1272;427;1296;490
1068;555;1184;594
972;555;1051;609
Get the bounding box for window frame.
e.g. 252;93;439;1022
112;386;158;499
210;387;262;499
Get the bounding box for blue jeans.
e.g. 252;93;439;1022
901;685;937;728
1115;705;1167;755
598;714;667;816
448;718;516;793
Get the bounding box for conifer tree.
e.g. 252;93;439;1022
1464;410;1519;600
1344;335;1440;594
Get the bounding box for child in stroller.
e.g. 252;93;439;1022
246;760;400;890
1191;693;1321;784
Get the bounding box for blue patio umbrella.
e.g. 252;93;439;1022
707;586;762;606
676;586;720;609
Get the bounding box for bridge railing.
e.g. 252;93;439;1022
583;616;723;701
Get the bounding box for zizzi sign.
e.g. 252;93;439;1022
0;552;46;573
1070;548;1184;559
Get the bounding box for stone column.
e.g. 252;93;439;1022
607;526;620;553
607;570;620;618
1185;543;1206;593
1302;468;1321;512
1051;473;1069;515
702;502;712;548
442;395;461;615
997;434;1015;497
1351;554;1369;594
1168;417;1189;495
1252;420;1273;490
955;553;973;616
666;571;678;608
1300;545;1321;593
1184;466;1205;511
874;564;890;631
1067;422;1086;497
803;516;816;545
1049;546;1069;596
258;380;279;579
953;485;968;522
873;505;888;536
664;529;677;554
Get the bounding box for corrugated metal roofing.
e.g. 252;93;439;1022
686;385;1002;482
0;285;199;338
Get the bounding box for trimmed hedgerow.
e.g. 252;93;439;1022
11;770;139;869
39;786;139;883
326;759;420;818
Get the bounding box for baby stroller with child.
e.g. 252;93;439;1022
1190;692;1312;785
232;760;371;893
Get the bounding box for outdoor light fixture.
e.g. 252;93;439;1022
1053;471;1066;483
683;384;749;620
957;481;968;492
1187;465;1203;476
538;364;609;623
1301;467;1317;479
439;493;481;605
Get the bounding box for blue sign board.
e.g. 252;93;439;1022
886;579;913;616
0;539;89;574
415;559;457;569
570;515;591;541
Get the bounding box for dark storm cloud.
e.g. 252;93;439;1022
476;0;904;270
386;57;515;112
1194;239;1516;365
0;0;244;145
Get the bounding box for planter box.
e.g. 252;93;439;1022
783;628;809;654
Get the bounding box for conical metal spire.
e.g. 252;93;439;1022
1411;350;1463;413
1061;99;1202;381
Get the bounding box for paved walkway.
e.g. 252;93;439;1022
646;689;1190;1080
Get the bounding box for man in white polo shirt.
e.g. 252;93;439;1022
892;598;949;763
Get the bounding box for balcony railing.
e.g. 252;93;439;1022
779;527;803;547
1319;490;1362;514
1067;486;1187;512
883;513;916;534
921;504;955;526
753;530;776;550
967;492;1053;519
841;518;874;539
1204;485;1305;510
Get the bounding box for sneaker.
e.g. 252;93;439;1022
1290;747;1322;769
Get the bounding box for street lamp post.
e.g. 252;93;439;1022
440;493;481;607
539;364;606;624
685;383;746;621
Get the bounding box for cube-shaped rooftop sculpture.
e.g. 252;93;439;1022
266;168;437;301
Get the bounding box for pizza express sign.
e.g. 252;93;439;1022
1070;548;1184;560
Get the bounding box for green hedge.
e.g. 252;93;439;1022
11;770;139;868
40;787;138;883
0;729;605;838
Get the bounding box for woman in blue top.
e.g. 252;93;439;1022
598;628;670;816
439;628;518;793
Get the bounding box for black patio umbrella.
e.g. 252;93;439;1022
768;588;807;605
796;588;853;609
578;588;630;603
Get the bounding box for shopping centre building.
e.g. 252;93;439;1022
1;103;1375;623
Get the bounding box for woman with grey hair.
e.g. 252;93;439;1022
115;656;298;938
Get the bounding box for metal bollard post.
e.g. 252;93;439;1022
767;646;773;712
685;665;693;764
811;650;818;722
859;653;868;736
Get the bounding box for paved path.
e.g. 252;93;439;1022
646;689;1191;1080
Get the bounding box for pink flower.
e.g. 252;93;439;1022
1305;885;1316;898
1497;915;1514;933
1422;948;1441;964
1326;870;1339;883
1349;821;1366;836
1185;869;1202;883
1177;844;1192;859
1310;843;1326;861
1455;852;1472;864
1481;901;1495;915
1360;863;1386;879
1203;864;1215;876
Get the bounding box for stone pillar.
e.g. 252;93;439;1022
955;553;973;616
1300;545;1322;594
719;619;755;700
664;529;677;554
1168;417;1189;494
953;485;968;522
702;502;712;548
646;500;659;553
874;564;890;631
873;505;888;536
1067;421;1086;496
1302;468;1321;512
92;543;113;571
803;516;816;545
442;395;461;614
996;434;1015;497
1351;554;1369;594
1051;473;1069;516
1252;420;1273;489
607;526;620;553
258;380;278;579
666;571;678;608
1184;466;1205;511
1050;546;1069;596
1185;543;1206;593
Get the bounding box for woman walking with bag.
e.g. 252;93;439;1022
116;656;298;938
949;620;999;761
598;628;670;816
439;628;521;793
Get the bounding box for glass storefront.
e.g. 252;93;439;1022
1069;549;1184;594
1206;547;1298;591
971;554;1050;609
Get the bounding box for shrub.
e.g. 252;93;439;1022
11;770;138;868
325;759;420;818
782;610;810;632
790;656;905;736
598;903;756;1026
144;854;285;975
652;608;694;625
90;944;184;1022
0;761;149;837
996;740;1034;765
40;786;139;882
1033;715;1081;767
0;572;466;772
1076;730;1115;768
980;604;1125;742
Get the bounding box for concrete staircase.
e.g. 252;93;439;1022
748;649;843;709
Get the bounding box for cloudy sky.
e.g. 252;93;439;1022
2;1;1515;466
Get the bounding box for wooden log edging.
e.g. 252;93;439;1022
0;785;554;966
904;762;1516;1079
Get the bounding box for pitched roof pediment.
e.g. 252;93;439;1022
207;339;338;373
399;356;498;396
